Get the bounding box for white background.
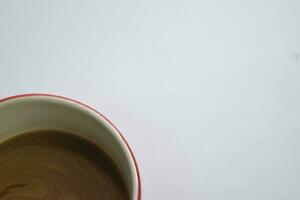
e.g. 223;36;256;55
1;1;300;199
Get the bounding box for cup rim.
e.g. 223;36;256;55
0;93;141;200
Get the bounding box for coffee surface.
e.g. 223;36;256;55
0;130;129;200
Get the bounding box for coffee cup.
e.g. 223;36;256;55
0;94;141;200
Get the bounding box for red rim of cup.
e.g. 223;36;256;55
0;93;142;200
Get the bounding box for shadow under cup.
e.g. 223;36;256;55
0;94;140;200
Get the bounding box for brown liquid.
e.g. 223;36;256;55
0;130;129;200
